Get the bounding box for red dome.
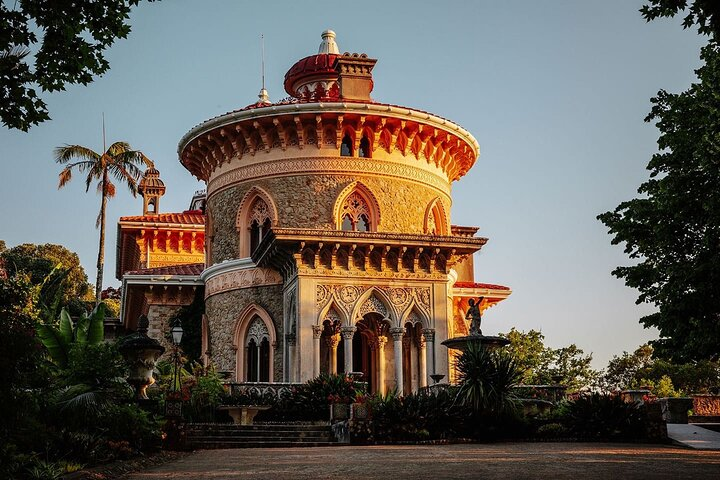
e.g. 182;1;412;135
283;53;341;97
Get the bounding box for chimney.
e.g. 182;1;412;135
334;53;377;102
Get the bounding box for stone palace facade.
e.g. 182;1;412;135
117;31;511;393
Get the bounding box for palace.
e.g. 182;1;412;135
117;31;511;392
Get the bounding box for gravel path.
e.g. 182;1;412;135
122;443;720;479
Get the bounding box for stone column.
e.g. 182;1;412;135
286;334;297;383
390;327;405;393
311;325;323;378
327;334;340;375
423;328;436;377
341;326;356;374
256;343;261;382
377;336;388;395
417;334;428;388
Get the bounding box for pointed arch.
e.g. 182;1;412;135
424;197;449;235
233;304;276;382
317;299;348;326
350;287;397;326
399;301;430;329
236;186;279;257
333;181;381;232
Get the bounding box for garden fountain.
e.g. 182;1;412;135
441;296;510;352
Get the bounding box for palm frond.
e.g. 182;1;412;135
58;167;72;188
54;145;100;165
109;162;143;195
106;141;132;157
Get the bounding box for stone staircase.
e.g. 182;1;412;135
184;423;341;449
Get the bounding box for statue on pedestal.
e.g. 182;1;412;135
466;297;484;336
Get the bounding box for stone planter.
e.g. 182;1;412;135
659;397;693;424
351;402;369;420
118;315;165;400
330;403;350;421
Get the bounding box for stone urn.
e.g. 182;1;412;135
118;315;166;400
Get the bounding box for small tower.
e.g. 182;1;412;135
138;167;166;215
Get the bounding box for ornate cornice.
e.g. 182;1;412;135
207;156;450;199
178;103;478;183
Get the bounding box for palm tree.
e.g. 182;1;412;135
55;141;152;304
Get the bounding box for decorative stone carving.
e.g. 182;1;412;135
389;287;409;306
208;157;451;199
205;267;282;298
339;285;360;304
246;317;269;346
359;295;387;317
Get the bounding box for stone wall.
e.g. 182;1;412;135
207;172;450;264
146;304;184;359
205;284;284;380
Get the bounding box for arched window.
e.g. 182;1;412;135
340;192;372;232
334;182;380;232
245;316;270;382
236;187;278;258
248;197;271;254
340;134;353;156
358;135;371;158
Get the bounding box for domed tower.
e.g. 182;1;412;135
138;167;166;215
178;31;510;390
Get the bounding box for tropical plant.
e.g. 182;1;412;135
55;141;152;303
36;304;106;369
454;342;522;416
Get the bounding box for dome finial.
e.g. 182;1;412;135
318;30;339;54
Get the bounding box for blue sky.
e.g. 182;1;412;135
0;1;707;367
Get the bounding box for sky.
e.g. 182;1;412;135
0;1;708;368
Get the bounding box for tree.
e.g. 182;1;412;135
0;0;157;131
56;142;152;305
602;344;720;393
0;243;90;310
598;43;720;362
501;328;598;391
641;1;720;40
603;344;654;390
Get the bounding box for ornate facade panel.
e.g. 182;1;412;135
204;267;283;298
207;173;448;263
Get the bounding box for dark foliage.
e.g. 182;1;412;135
565;394;646;440
1;0;158;131
598;43;720;362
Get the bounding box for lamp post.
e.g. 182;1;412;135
166;318;184;419
170;318;184;392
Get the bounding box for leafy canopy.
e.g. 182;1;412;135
501;328;598;391
597;43;720;362
1;0;157;131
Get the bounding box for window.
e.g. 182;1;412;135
340;192;372;231
245;316;270;382
341;134;353;156
358;136;370;158
248;198;271;254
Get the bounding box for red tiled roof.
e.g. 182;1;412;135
127;263;204;276
119;211;205;225
454;282;510;291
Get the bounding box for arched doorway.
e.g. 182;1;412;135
354;313;390;394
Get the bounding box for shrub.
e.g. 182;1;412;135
536;422;567;438
100;403;161;452
564;393;645;440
